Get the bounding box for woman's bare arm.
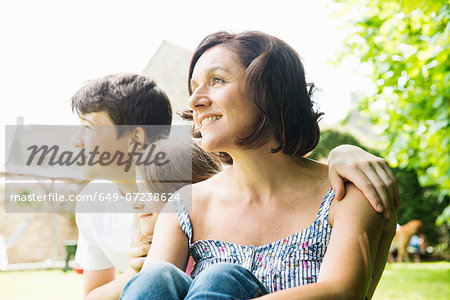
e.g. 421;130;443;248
365;213;397;298
141;190;191;271
141;212;189;271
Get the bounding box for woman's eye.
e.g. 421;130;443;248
211;77;224;86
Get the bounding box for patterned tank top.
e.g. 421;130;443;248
175;188;335;293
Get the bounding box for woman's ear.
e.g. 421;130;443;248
128;126;147;152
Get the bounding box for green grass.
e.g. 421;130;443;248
373;262;450;300
0;262;448;299
0;269;83;300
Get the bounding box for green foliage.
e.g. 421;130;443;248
392;167;448;245
333;0;450;224
314;129;447;245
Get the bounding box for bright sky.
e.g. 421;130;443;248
1;0;372;127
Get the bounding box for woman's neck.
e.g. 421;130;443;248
226;143;326;203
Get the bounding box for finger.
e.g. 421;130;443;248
332;162;385;212
328;169;346;201
129;243;151;258
372;162;394;203
371;162;395;219
361;164;391;217
347;166;385;213
130;257;145;273
380;162;401;207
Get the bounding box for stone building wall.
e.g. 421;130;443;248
0;185;78;263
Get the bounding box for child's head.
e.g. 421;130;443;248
72;73;173;136
71;73;173;180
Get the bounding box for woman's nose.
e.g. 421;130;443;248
188;86;212;111
71;127;84;148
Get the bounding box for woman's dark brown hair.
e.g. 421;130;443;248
182;31;323;164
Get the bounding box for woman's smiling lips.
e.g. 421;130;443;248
198;114;223;128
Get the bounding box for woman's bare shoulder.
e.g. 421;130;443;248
330;183;384;228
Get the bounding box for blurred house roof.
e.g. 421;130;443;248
142;41;193;124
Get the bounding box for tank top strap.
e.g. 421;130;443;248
315;188;335;223
172;194;193;245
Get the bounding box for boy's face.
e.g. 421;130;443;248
71;111;133;181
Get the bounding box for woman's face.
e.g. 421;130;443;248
188;45;260;153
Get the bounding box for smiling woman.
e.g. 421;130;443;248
120;31;396;300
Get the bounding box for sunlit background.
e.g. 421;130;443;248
0;1;373;123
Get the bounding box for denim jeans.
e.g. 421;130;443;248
120;262;269;300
